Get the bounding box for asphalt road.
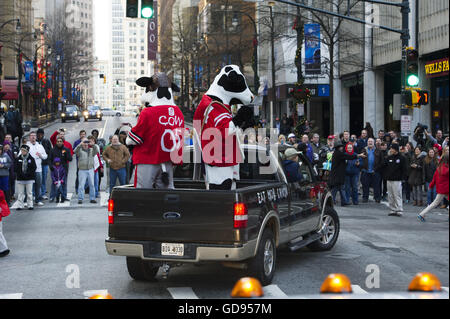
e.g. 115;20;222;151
0;116;448;299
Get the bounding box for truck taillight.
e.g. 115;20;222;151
234;203;248;228
108;199;114;224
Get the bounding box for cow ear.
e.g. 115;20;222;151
171;82;180;92
136;77;153;87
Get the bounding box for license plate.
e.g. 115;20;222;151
161;243;184;257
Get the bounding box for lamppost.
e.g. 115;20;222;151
269;1;276;130
0;18;21;31
200;34;211;89
231;10;259;93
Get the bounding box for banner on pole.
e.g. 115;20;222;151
304;23;321;75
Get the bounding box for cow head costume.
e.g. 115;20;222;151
127;72;185;189
193;65;255;190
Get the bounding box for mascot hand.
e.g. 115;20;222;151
232;105;254;130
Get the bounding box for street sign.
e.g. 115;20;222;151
401;115;412;136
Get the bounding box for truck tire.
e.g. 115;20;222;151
126;257;159;281
307;206;340;252
247;228;276;286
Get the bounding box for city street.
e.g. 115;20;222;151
0;115;448;299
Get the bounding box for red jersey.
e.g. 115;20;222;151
193;95;241;167
129;105;184;165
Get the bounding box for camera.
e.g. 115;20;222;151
416;123;428;132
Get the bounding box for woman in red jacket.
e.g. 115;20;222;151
0;190;11;257
417;152;449;222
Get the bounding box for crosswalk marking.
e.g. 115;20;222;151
167;287;199;299
100;191;109;207
57;193;73;208
83;290;109;299
263;285;288;298
351;285;369;294
0;293;23;299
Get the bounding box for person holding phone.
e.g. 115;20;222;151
74;137;99;204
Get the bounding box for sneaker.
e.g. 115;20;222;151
55;198;60;203
388;211;397;216
37;202;44;206
28;207;34;210
78;200;83;204
61;198;65;203
0;249;10;258
90;200;97;204
24;203;28;208
396;211;403;217
417;215;426;222
16;207;22;211
42;195;49;200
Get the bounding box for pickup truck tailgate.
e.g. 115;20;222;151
109;187;238;243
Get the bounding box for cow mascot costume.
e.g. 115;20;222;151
126;73;184;189
194;65;255;190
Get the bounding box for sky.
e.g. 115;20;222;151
94;0;111;61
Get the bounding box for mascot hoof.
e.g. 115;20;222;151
232;105;254;130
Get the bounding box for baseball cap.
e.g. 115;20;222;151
288;133;296;139
327;135;335;140
284;148;301;159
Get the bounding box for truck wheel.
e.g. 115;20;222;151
126;257;159;281
247;228;276;286
307;207;340;252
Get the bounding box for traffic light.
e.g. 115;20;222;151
141;0;154;19
402;89;429;108
126;0;139;18
406;48;419;87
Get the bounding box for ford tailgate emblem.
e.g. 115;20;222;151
163;212;181;220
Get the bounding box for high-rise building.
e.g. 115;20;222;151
109;0;148;110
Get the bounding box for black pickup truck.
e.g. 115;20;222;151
105;144;339;285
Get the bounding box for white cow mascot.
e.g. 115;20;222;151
126;72;185;189
193;65;255;190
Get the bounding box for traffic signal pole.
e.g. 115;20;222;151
400;0;411;114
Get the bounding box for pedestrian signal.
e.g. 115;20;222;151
402;89;429;108
126;0;139;18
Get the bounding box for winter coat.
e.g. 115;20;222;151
49;145;73;172
383;153;407;181
423;158;438;183
51;165;66;185
15;154;37;181
38;137;53;166
328;148;357;187
102;144;131;170
361;147;385;173
50;131;74;156
0;153;12;177
74;144;99;170
408;155;425;186
283;160;303;183
429;163;449;196
0;190;11;222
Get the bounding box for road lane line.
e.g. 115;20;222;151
0;293;23;299
351;285;369;294
167;287;199;299
83;289;109;299
263;285;288;298
99;117;109;139
100;191;109;207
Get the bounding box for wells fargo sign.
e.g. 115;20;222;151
425;58;449;78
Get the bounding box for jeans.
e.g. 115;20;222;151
33;172;42;202
40;164;49;197
361;171;381;201
345;174;359;204
109;167;127;193
85;171;99;198
331;184;348;205
402;181;411;201
426;182;437;205
78;169;95;201
50;183;64;200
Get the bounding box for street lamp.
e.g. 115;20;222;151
268;1;276;131
0;18;21;31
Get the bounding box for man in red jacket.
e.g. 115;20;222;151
127;73;184;189
50;128;74;156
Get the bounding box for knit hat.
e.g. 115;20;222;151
53;157;61;164
390;143;399;152
37;128;45;135
20;144;30;152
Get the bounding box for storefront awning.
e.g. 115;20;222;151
0;80;19;100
